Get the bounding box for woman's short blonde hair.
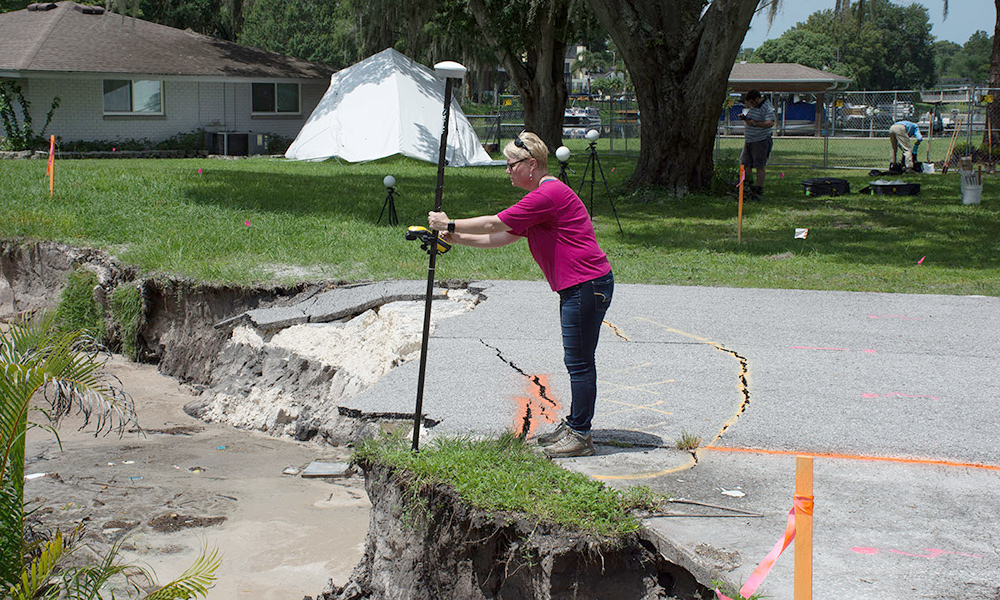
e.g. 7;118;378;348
504;131;549;171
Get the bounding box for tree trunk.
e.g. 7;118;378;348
517;35;568;152
467;0;570;152
585;0;759;193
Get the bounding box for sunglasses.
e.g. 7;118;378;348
506;156;529;169
513;135;533;159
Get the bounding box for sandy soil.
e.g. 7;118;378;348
23;356;369;599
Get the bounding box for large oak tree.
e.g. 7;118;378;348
584;0;759;193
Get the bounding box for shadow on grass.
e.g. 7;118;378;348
611;171;999;270
180;157;518;226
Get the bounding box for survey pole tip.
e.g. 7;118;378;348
434;61;467;80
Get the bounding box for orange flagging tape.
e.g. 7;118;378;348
715;495;813;600
47;135;55;195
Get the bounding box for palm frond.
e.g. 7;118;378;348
60;537;153;600
4;530;64;600
1;311;139;586
142;547;221;600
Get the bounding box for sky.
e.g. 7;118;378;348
742;1;994;49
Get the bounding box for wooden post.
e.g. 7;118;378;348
794;456;813;600
738;164;744;245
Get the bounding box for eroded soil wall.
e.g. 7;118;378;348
0;239;321;385
324;460;708;600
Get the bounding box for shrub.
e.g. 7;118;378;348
110;283;143;360
0;81;60;152
55;268;105;341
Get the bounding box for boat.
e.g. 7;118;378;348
563;104;601;138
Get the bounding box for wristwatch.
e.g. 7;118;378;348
447;221;455;233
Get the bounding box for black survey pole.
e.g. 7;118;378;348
412;61;466;452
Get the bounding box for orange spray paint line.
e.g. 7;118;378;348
706;445;1000;471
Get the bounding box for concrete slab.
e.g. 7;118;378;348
245;280;446;329
342;280;999;599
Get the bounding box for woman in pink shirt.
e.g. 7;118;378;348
428;132;613;458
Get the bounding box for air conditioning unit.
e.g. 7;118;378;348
205;132;249;156
249;133;270;155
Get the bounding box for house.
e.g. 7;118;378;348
0;1;335;154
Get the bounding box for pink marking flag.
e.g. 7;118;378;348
716;495;813;600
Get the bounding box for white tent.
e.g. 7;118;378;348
285;48;493;167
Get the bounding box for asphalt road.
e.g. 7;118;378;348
344;280;1000;600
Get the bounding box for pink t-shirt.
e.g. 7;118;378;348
497;179;611;292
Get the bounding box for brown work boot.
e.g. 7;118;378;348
543;428;595;458
534;420;569;447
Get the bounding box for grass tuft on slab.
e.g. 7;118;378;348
354;432;661;538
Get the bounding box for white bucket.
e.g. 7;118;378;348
961;184;982;205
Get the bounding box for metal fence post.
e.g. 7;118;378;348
967;85;976;151
823;130;829;169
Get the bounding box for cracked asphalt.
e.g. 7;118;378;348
341;280;1000;600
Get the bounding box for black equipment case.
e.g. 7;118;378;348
801;178;850;197
865;181;921;196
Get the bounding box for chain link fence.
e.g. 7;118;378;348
467;95;642;156
717;87;997;170
467;87;995;169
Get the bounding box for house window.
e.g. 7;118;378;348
252;83;299;114
103;80;163;115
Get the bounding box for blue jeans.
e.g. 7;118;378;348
558;270;614;434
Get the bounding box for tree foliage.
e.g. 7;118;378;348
238;0;361;69
137;0;229;39
753;0;936;90
933;39;963;82
957;30;992;84
351;0;599;150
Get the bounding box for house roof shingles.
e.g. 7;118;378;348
0;1;334;81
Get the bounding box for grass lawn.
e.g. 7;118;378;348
0;154;996;295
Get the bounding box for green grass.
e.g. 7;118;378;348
354;433;655;537
0;154;997;295
675;431;702;451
